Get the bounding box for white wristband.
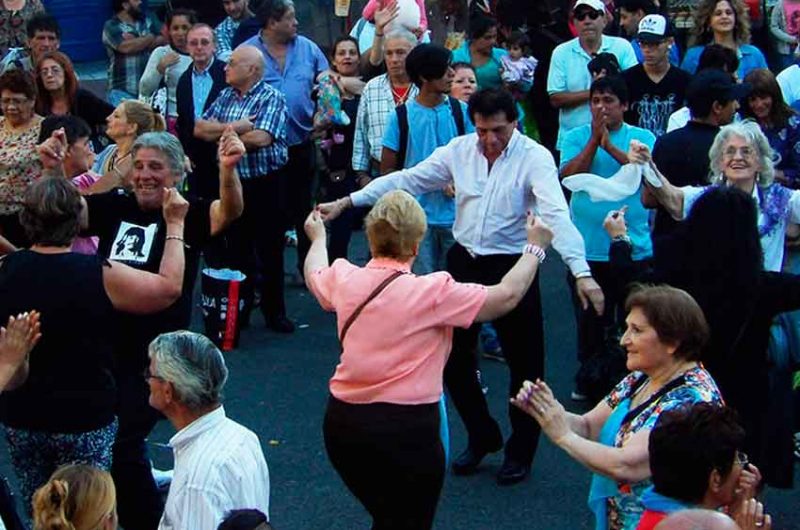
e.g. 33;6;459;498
523;243;546;262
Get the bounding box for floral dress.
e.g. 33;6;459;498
595;366;723;530
0;115;43;216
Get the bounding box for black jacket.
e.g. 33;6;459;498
175;59;227;200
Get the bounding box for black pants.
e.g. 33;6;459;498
285;141;315;274
111;374;164;530
319;172;361;262
223;176;288;317
444;243;544;465
323;396;445;530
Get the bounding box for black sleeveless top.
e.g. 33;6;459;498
0;250;116;433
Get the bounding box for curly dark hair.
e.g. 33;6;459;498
0;69;37;101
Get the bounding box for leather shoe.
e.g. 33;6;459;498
265;314;295;333
452;443;502;476
496;458;531;486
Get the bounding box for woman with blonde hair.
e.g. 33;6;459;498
304;190;553;529
32;464;117;530
89;100;166;193
680;0;767;79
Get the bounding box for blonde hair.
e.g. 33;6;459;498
365;190;427;260
121;100;166;136
32;465;116;530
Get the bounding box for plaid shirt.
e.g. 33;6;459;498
214;16;241;62
203;80;288;179
103;14;160;96
351;74;419;172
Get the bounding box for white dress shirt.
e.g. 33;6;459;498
159;406;270;530
350;130;591;276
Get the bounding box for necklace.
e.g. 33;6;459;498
391;84;410;106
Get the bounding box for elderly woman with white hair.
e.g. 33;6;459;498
146;331;270;530
303;190;553;529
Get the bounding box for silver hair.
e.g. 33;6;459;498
383;28;418;50
708;120;775;187
132;132;187;183
148;331;229;411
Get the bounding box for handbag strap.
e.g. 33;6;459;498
339;270;404;345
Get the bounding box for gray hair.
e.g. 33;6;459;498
148;331;229;411
132;132;187;183
383;28;418;50
708;120;775;188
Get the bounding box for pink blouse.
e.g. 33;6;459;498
307;257;487;405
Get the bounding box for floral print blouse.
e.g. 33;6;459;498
0;115;43;215
601;366;723;530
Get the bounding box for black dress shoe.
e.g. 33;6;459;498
496;458;531;486
265;314;295;333
452;443;502;476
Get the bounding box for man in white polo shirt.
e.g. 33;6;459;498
547;0;638;153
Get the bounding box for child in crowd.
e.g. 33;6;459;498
501;31;538;95
362;0;428;37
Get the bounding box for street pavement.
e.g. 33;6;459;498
0;232;796;529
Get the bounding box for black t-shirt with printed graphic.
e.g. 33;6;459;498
623;64;691;137
85;189;212;374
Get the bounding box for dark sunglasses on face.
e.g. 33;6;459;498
575;10;602;21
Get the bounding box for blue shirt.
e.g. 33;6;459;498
560;123;656;261
191;60;215;120
680;44;767;80
242;33;329;146
203;80;289;178
632;39;681;66
382;98;474;227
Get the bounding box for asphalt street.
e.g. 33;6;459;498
0;232;796;529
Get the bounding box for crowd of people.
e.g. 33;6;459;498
0;0;795;528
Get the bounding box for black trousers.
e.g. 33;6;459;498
285;141;315;274
323;396;445;530
224;175;288;317
444;243;544;465
111;374;164;530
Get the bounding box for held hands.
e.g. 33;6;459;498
219;126;246;169
162;188;189;225
304;209;326;242
627;140;651;165
157;51;181;74
603;206;628;238
317;197;349;221
511;379;571;445
0;311;41;369
526;212;553;249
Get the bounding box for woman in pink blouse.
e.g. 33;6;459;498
303;190;552;530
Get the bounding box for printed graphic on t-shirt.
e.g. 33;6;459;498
109;221;158;264
633;94;677;136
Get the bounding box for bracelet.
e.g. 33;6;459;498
574;271;593;279
375;32;384;37
165;235;190;248
611;234;631;244
523;243;546;262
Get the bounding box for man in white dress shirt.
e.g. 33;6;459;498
319;88;604;486
146;331;270;530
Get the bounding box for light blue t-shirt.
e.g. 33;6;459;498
680;43;767;80
382;98;474;227
560;123;656;262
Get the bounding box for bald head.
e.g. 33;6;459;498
226;45;265;90
655;510;741;530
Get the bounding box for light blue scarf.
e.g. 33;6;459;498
588;398;631;530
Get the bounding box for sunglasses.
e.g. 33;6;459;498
575;10;602;21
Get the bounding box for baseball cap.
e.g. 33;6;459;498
573;0;606;13
686;69;751;106
637;14;674;42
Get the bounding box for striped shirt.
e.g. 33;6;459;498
102;14;161;97
214;16;242;62
203;80;289;179
351;74;419;172
159;406;270;530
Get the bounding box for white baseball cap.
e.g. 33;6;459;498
573;0;606;13
637;14;673;41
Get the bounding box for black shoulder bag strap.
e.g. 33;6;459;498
448;96;466;136
395;103;409;171
622;374;688;426
339;270;404;345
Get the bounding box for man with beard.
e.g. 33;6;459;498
103;0;165;105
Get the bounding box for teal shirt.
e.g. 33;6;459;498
560;123;656;262
383;98;474;226
451;42;508;89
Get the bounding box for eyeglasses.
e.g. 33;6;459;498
0;97;28;107
188;39;213;46
575;10;602;21
143;367;164;382
723;146;756;159
735;451;749;468
39;66;63;76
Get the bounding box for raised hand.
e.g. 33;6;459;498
219;126;246;169
304;209;326;242
158;51;181;74
511;379;571;444
37;128;68;172
0;311;41;369
162;187;189;225
375;0;400;34
603;206;628;238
